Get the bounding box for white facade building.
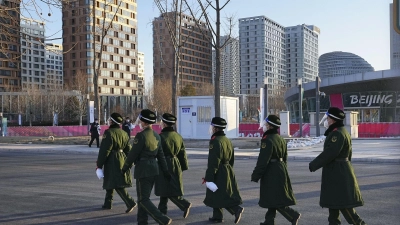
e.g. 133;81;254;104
238;16;286;96
285;24;320;88
45;43;63;90
20;18;46;90
212;36;240;96
390;3;400;69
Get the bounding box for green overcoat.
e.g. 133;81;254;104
122;126;169;179
251;129;297;208
155;127;189;197
203;131;242;208
309;125;364;209
96;124;132;190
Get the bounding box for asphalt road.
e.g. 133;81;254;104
0;150;399;225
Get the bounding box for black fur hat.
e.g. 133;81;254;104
211;117;227;129
327;107;345;121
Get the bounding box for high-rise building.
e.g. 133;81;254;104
285;24;320;88
0;0;21;92
138;51;144;94
212;35;240;96
62;0;140;96
20;17;46;90
390;3;400;69
45;43;63;90
152;12;213;91
238;16;286;96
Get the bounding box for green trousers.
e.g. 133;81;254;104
103;188;136;209
329;208;367;225
158;196;191;214
212;205;243;219
262;207;300;225
136;176;171;225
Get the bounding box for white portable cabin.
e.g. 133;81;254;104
177;96;239;139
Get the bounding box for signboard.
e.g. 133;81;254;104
192;112;196;116
182;107;190;114
394;0;400;34
343;92;397;108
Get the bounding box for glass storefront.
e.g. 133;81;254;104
286;91;400;123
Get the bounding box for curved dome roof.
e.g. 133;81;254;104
319;51;374;78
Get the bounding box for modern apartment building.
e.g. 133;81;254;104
152;12;212;91
285;24;319;88
45;43;63;90
238;16;286;96
390;3;400;69
62;0;140;96
0;0;21;92
212;35;240;96
20;17;46;90
137;51;144;94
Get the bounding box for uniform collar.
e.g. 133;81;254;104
161;127;174;132
211;130;225;139
324;121;344;136
109;124;120;129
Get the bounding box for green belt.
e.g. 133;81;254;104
270;158;283;162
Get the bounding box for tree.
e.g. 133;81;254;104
180;84;196;96
184;0;234;117
145;77;173;115
64;70;90;125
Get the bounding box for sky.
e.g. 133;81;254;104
36;0;394;85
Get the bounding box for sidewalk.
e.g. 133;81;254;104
0;138;398;163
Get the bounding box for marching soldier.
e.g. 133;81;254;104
203;117;244;224
122;109;172;225
96;113;136;213
89;118;101;148
251;115;301;225
154;113;192;218
309;107;367;225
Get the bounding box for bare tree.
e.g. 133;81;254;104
145;77;173;115
64;70;90;125
184;0;234;117
153;0;200;116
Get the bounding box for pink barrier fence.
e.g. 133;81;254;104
3;123;400;138
4;125;163;137
239;123;400;138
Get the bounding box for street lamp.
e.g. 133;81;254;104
315;77;326;136
298;78;303;137
263;77;269;120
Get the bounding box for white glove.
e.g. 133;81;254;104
206;182;218;192
96;168;104;179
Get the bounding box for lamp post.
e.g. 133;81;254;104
263;77;269;119
87;94;90;133
298;78;303;137
316;76;321;137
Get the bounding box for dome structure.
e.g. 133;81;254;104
319;51;374;78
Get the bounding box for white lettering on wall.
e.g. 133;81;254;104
349;94;393;106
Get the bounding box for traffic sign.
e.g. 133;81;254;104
395;0;400;34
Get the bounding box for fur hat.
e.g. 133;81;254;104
161;113;176;125
327;107;345;121
139;109;156;124
266;115;281;128
211;117;227;129
110;113;123;124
